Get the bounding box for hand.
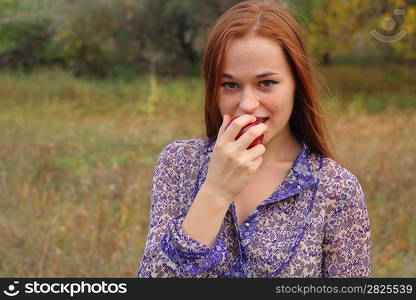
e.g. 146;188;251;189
204;114;268;201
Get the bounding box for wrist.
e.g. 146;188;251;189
199;182;233;208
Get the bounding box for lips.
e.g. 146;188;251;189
256;117;269;123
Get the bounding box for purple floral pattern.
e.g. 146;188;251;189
137;138;371;278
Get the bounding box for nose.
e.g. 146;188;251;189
238;88;259;113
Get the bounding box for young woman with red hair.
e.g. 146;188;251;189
138;0;371;278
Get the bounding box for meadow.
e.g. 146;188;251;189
0;63;415;277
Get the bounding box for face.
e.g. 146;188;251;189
218;34;297;146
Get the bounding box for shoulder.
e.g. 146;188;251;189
319;156;365;206
160;137;210;156
158;137;211;166
320;156;359;181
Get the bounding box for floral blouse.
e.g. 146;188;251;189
137;138;371;278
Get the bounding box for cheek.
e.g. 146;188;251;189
218;97;236;113
264;97;280;113
217;101;226;114
269;90;295;113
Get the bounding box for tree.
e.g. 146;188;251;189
306;0;379;65
389;1;416;65
0;0;56;70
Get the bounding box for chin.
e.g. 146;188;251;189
262;133;270;146
263;129;279;146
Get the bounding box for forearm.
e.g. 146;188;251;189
182;183;232;247
138;140;232;277
139;184;231;277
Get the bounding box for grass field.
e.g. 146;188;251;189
0;64;415;277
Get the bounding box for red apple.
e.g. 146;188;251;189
227;117;264;149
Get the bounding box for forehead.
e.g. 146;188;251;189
222;35;287;73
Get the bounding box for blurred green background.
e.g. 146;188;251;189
0;0;415;277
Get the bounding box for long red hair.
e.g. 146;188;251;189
201;0;337;161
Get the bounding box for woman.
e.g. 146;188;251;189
137;0;371;278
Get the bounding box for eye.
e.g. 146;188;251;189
220;80;278;91
221;82;238;90
259;80;278;88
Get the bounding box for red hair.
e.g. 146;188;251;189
201;0;337;161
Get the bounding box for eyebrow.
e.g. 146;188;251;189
221;72;280;79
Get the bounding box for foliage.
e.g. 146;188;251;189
0;0;415;76
305;0;416;65
391;4;416;63
0;0;55;70
0;0;242;77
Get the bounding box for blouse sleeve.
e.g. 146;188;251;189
322;174;371;277
137;141;227;278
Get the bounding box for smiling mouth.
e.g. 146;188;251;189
256;117;269;123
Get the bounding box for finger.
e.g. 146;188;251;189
217;114;230;137
223;114;257;142
236;122;268;150
245;142;266;159
253;156;263;170
248;156;263;173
